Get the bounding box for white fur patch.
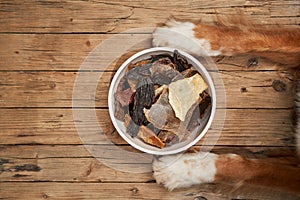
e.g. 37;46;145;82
152;152;218;191
152;19;221;56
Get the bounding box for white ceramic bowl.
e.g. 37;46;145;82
108;47;216;155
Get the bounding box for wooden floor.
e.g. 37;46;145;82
0;1;299;199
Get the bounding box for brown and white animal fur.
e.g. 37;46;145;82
152;19;300;194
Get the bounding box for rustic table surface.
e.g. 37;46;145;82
0;0;299;199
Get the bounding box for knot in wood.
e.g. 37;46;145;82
272;80;286;92
194;196;207;200
86;40;91;47
49;82;56;89
240;87;248;93
247;57;258;67
130;187;139;194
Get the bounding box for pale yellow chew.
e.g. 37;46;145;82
168;74;208;121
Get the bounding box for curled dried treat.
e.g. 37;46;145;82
181;68;198;78
172;68;197;82
126;64;152;91
115;88;133;107
116;76;130;91
127;120;140;137
173;50;192;72
144;88;190;141
127;58;151;71
135;78;155;109
154;85;167;98
150;59;181;85
150;54;173;63
199;91;212;118
144;88;181;132
124;114;140;137
114;77;132;121
138;125;165;148
146;123;161;135
114;101;127;121
186;91;212;131
128;78;155;135
158;131;179;146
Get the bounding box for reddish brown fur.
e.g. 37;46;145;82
215;154;300;193
195;20;300;194
193;24;300;66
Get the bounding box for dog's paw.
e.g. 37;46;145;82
152;152;218;191
152;20;195;48
152;19;221;57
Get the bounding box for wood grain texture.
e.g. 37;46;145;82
0;156;153;182
0;0;299;33
0;145;296;161
0;108;293;146
0;71;294;108
0;34;295;71
0;182;298;200
1;0;299;199
0;145;296;183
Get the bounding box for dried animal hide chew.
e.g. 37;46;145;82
198;91;212;118
127;78;155;137
114;101;127;121
116;76;130;91
124;114;140;137
144;89;181;131
150;59;182;85
135;78;155;109
158;131;179;146
172;68;198;82
144;88;189;142
115;88;133;107
138;125;165;148
185;99;202;132
186;91;212;131
114;77;132;121
127;119;140;137
127;58;151;71
173;50;192;72
169;73;208;121
181;68;198;78
126;63;152;91
146;123;161;135
121;77;131;90
150;54;173;63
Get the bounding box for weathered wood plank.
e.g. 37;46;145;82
0;0;298;33
0;156;153;183
0;145;296;161
0;33;153;71
0;71;294;108
0;1;298;200
0;147;297;182
0;34;102;71
0;108;293;146
0;34;285;71
0;182;297;200
270;0;300;17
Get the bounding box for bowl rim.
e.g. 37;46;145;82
108;47;216;155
